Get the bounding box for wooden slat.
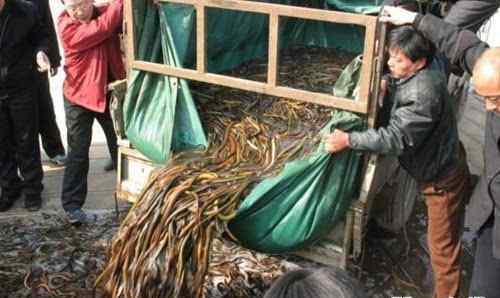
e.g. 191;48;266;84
124;0;136;68
130;0;380;114
358;17;376;113
367;21;386;129
268;13;280;87
196;4;207;73
158;0;373;26
132;61;368;113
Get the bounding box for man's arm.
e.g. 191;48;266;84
59;0;123;53
26;1;50;71
26;1;49;55
42;0;61;68
414;13;488;75
348;90;440;155
381;6;489;76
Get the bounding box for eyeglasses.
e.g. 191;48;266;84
484;95;500;104
64;0;90;11
470;89;500;103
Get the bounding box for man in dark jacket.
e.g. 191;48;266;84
29;0;66;165
383;0;500;119
380;5;500;297
0;0;50;212
325;26;470;298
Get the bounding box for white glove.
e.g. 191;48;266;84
380;6;418;26
36;51;51;73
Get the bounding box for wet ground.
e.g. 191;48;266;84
0;197;476;298
359;199;475;298
0;211;120;297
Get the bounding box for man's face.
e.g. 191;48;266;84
484;95;500;113
472;77;500;113
475;88;500;113
387;47;424;79
64;0;93;22
471;49;500;113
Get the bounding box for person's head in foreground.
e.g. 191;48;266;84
263;267;367;298
387;25;434;80
472;48;500;113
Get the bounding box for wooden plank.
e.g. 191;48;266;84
159;0;374;26
358;17;377;117
132;60;369;113
367;21;386;129
133;0;379;114
196;4;207;73
124;0;136;69
117;146;158;203
268;13;280;87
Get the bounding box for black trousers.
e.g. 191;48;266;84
469;216;500;297
61;97;117;212
0;87;43;198
36;72;65;158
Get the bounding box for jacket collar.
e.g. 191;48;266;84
389;66;429;87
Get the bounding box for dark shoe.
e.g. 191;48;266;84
103;159;116;172
66;209;96;226
24;196;42;212
0;190;21;212
49;154;67;166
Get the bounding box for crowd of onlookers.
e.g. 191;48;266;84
0;0;499;297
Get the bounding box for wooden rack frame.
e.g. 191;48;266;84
124;0;383;114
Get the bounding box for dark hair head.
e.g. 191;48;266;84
388;25;435;64
264;267;367;298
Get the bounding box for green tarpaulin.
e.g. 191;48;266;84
123;0;375;252
228;110;364;253
228;56;365;252
327;0;383;14
123;4;207;164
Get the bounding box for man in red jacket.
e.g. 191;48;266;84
58;0;125;224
